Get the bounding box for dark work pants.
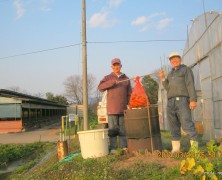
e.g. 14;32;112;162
108;115;127;150
167;97;199;141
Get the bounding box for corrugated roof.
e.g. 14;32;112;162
0;89;66;107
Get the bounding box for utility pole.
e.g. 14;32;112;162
82;0;88;130
202;0;207;27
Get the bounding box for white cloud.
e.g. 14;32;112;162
40;0;53;12
131;16;146;26
139;25;149;32
131;12;173;32
146;12;165;21
108;0;122;8
156;18;173;30
89;11;116;28
131;13;165;26
88;0;122;28
13;0;25;19
139;24;153;32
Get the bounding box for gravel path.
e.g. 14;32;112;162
0;123;61;144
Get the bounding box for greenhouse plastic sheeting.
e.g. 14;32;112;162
183;11;222;140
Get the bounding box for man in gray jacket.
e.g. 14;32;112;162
159;52;199;152
98;58;132;154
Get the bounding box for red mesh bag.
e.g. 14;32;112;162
129;76;150;108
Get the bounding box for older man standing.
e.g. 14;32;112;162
159;52;199;152
98;58;132;154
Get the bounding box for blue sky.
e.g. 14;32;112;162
0;0;221;97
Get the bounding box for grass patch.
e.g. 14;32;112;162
0;142;55;179
22;153;182;180
15;159;39;174
0;142;54;168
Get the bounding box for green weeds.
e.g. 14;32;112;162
0;142;54;179
180;140;222;179
0;142;53;168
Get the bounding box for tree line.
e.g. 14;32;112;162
7;73;159;106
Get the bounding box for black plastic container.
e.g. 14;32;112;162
124;105;162;152
127;136;162;153
124;105;161;138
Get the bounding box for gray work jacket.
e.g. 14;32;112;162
162;64;197;102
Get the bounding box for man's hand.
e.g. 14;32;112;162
111;79;117;85
189;101;197;110
159;70;165;81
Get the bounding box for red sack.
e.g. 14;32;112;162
129;76;150;108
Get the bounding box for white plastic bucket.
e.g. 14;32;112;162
77;128;109;159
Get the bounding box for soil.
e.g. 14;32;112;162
115;150;180;170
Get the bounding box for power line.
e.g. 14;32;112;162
0;39;185;60
0;43;81;60
88;39;186;44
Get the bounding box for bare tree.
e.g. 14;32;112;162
150;69;160;82
63;74;96;104
7;86;31;95
7;86;21;92
34;92;44;98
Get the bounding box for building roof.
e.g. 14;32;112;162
0;89;66;107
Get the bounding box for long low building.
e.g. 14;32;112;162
0;89;67;133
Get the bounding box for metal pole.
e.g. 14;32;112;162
202;0;207;27
117;72;158;83
82;0;88;130
62;116;65;132
163;54;166;73
161;89;165;130
65;116;67;138
160;57;163;70
68;119;71;154
187;25;189;50
147;106;154;153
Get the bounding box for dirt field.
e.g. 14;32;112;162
0;123;61;144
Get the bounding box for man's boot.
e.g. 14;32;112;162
172;141;180;153
190;140;198;149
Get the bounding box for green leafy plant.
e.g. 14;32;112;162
207;140;218;157
88;111;98;130
180;139;222;179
